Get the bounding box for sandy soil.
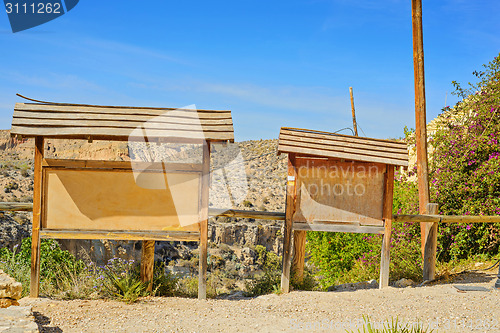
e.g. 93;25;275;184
19;270;500;333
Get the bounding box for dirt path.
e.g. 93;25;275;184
20;271;500;333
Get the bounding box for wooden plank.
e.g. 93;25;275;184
209;208;285;220
40;229;200;241
0;202;33;211
292;230;306;283
440;216;500;223
12;118;234;132
43;159;203;173
30;137;44;298
15;103;232;117
393;214;440;223
11;125;234;142
280;153;297;293
279;138;407;163
379;165;395;289
280;128;407;150
293;222;384;234
198;142;210;300
141;240;155;292
279;134;407;158
13;110;233;124
10;133;230;144
279;133;407;155
278;144;408;167
423;203;439;281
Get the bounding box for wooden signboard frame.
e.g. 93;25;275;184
11;100;234;300
277;127;407;292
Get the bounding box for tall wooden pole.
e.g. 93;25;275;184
349;87;358;136
30;137;44;297
198;141;210;299
412;0;435;278
140;240;155;291
281;153;297;293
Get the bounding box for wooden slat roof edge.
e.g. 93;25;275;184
277;127;408;166
11;99;234;142
278;144;409;167
14;102;231;113
280;127;406;147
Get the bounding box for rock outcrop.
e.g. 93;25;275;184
0;270;22;308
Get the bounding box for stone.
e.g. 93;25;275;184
394;278;415;288
0;306;39;332
328;280;379;292
0;299;19;308
0;270;22;300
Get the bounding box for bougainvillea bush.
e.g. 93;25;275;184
431;53;500;261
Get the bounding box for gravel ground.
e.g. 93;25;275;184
17;270;500;333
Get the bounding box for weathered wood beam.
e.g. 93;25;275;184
209;208;285;220
40;229;200;242
0;202;33;211
423;203;439;281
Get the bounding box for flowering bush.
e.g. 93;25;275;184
431;53;500;260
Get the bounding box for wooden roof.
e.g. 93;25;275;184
11;102;234;142
278;127;408;167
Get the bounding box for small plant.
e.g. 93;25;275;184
242;200;253;208
151;261;178;297
101;257;146;303
346;316;434;333
20;168;30;178
4;181;19;193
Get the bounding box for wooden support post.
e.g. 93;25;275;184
349;87;358;136
30;137;44;297
379;165;395;288
198;141;210;300
412;0;431;260
140;240;155;291
423;203;439;281
292;230;306;284
281;153;297;293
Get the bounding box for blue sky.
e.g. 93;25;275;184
1;0;499;141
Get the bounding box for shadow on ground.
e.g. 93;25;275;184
33;311;62;333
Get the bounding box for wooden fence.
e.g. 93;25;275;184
2;202;500;224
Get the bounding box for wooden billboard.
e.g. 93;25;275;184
11;99;234;299
277;127;408;292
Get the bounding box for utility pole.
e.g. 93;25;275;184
412;0;436;280
349;87;358;136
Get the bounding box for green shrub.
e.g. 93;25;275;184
306;232;374;289
0;238;85;298
151;261;178;297
245;245;282;296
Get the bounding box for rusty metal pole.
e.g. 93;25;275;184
349;87;358;136
412;0;435;280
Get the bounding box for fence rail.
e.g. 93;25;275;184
2;202;500;224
